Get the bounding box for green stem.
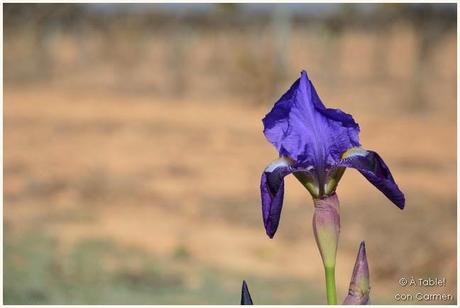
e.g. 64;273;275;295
325;266;337;305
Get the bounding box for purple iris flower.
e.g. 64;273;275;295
261;71;405;238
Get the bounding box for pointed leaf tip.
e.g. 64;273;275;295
241;280;253;305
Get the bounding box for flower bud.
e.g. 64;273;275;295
343;241;370;305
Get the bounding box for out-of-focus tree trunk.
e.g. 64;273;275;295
169;26;190;98
272;5;291;94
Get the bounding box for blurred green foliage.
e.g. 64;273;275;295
4;231;324;304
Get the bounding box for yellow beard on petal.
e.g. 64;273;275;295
341;147;366;159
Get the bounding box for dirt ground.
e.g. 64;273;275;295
4;77;456;304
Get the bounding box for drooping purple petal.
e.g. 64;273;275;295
260;158;293;238
262;71;360;169
241;280;253;305
338;148;405;209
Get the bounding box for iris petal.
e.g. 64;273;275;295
338;148;405;209
260;158;293;238
262;71;360;169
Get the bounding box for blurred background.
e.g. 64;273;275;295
3;3;457;304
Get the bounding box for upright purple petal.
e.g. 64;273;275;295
262;71;360;169
338;148;405;209
241;280;253;305
260;158;293;238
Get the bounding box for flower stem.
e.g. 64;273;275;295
312;194;340;305
325;266;337;305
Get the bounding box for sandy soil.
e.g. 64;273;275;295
4;82;456;303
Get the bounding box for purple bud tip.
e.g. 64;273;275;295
357;241;367;265
241;280;254;305
343;241;370;305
